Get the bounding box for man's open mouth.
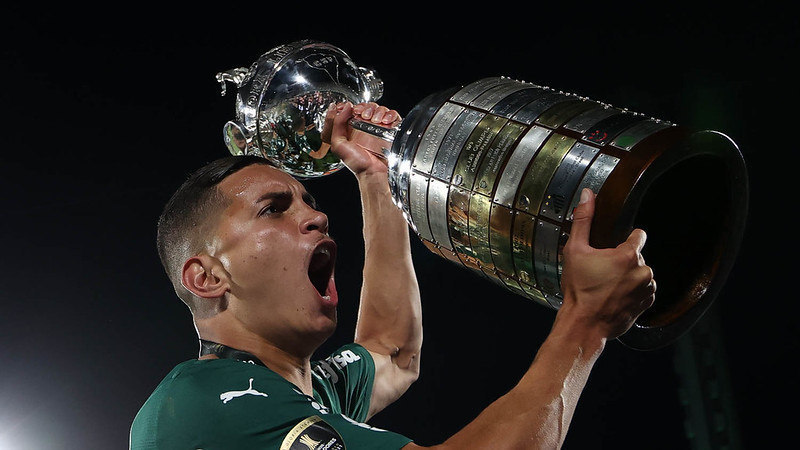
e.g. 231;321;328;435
308;240;337;300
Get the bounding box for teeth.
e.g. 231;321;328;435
321;295;330;301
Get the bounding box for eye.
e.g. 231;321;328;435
258;200;289;217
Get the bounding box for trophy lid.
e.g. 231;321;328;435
217;40;384;178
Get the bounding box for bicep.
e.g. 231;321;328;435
364;348;420;420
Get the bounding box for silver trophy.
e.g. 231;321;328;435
218;42;748;350
216;40;384;178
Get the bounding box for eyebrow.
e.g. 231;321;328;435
255;190;319;210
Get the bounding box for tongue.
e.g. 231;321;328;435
322;277;338;307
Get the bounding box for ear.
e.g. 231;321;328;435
181;254;230;299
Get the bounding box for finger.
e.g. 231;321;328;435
623;228;648;254
321;103;336;143
568;188;596;247
358;102;377;120
382;110;400;124
371;106;388;123
331;102;354;143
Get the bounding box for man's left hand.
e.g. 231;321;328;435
325;102;401;177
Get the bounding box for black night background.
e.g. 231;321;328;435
1;5;794;449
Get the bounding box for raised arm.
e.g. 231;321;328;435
327;102;423;419
403;188;656;449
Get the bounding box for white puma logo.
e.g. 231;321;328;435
220;378;269;404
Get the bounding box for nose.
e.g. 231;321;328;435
300;208;329;235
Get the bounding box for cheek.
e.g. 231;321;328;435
236;229;302;283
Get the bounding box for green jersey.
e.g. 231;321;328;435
130;343;413;449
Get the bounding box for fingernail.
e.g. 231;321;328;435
579;188;592;204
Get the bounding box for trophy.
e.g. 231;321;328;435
217;41;748;350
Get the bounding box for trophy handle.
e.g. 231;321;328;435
216;67;249;96
347;117;400;161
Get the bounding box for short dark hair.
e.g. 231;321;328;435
156;155;277;305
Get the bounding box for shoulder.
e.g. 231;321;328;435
312;343;374;381
130;359;312;448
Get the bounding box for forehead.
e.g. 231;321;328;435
217;164;306;203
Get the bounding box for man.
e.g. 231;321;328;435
130;102;655;449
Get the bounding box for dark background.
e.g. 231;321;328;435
1;5;794;449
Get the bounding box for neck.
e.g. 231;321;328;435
196;320;316;395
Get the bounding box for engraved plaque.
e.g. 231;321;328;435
533;219;563;306
610;119;673;151
489;203;516;278
450;77;505;104
512;92;569;125
448;185;474;258
583;113;645;145
452;114;508;190
414;102;464;173
471;80;532;110
431;108;484;181
536;99;597;129
409;171;433;240
563;106;619;134
428;178;452;250
566;153;620;221
468;192;494;271
515;134;577;214
540;142;600;222
511;210;536;285
491;88;548;118
493;126;551;207
474;122;527;196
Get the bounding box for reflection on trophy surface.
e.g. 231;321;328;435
216;39;385;178
218;40;748;350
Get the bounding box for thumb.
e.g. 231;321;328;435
331;102;354;146
569;188;596;247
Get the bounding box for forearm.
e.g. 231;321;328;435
427;307;606;449
353;171;422;369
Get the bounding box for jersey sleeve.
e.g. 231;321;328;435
311;343;376;422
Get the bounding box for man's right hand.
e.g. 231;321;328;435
559;188;657;340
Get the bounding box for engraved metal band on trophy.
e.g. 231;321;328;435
563;105;620;134
474;121;527;196
515;134;578;215
413;102;465;174
409;172;433;241
610;118;673;151
431;109;485;181
535;99;598;129
451;114;509;191
448;185;475;264
468;192;494;273
539;142;600;222
490;87;549;118
469;79;535;111
511;211;542;298
489;203;516;281
392;89;461;226
565;153;621;221
512;91;571;125
582;112;646;146
408;103;465;242
493;126;552;208
428;178;452;251
534;219;563;306
449;77;510;104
